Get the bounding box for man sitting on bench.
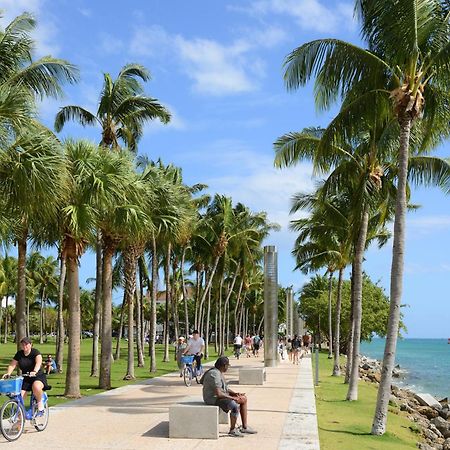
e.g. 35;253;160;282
201;356;257;437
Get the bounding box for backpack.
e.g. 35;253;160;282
253;336;260;345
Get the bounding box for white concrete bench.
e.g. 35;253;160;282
169;397;229;439
239;367;266;385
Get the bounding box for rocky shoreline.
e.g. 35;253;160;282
359;356;450;450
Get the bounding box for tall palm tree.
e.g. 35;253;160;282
54;64;170;150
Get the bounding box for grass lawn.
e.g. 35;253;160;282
312;351;420;450
0;338;224;407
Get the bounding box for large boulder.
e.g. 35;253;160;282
417;406;439;419
432;417;450;439
415;393;442;409
443;438;450;450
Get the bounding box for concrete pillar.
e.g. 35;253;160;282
286;287;293;337
264;245;278;367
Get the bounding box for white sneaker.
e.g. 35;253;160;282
240;426;257;434
229;428;245;437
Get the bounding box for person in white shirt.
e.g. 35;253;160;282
183;330;205;369
233;334;243;359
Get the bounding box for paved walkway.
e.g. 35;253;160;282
2;353;320;449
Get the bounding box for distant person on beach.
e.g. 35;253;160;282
201;356;257;437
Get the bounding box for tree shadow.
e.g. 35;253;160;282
319;426;372;436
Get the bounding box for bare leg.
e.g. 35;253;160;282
32;381;44;410
238;397;248;428
230;414;237;431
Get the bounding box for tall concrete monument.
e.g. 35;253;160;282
264;245;278;367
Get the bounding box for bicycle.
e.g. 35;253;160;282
180;355;204;387
0;375;50;442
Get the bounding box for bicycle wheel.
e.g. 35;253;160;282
32;397;49;431
183;366;192;387
0;399;25;442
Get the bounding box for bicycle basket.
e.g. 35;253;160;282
180;355;195;364
0;376;23;394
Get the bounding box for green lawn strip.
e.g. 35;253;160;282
312;351;418;450
0;339;226;407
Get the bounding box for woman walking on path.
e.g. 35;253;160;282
174;336;187;377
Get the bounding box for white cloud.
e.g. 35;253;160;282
181;141;315;228
98;32;125;55
130;24;287;96
78;8;92;17
231;0;355;34
143;103;187;133
0;0;60;56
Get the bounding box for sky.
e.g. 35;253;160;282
1;0;449;338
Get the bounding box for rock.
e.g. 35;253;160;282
443;437;450;450
429;424;444;438
401;402;416;414
439;408;450;420
423;428;439;441
418;406;439;419
361;363;371;370
417;442;435;450
415;393;443;409
431;417;450;437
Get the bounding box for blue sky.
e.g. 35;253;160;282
1;1;449;338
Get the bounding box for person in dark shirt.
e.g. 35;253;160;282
2;337;48;413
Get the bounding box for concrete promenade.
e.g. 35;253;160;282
2;353;320;449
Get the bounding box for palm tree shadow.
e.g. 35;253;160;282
319;426;371;436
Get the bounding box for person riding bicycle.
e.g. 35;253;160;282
2;337;48;415
233;333;243;358
183;330;205;371
201;356;257;437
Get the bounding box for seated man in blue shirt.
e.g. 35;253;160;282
44;355;57;374
201;356;257;437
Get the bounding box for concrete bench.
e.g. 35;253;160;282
239;367;266;385
169;397;229;439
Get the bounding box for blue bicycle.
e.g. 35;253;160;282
0;375;49;441
180;355;203;387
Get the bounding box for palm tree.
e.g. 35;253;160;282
54;64;170;150
0;12;77;346
283;2;450;431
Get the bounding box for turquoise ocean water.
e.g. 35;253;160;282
360;338;450;399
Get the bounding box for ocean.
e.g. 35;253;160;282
360;338;450;400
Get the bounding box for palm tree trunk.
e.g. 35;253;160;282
234;279;244;335
39;288;45;344
16;231;28;346
123;246;137;380
3;297;8;344
332;267;344;376
91;232;102;377
99;236;117;390
180;247;189;336
346;208;369;401
114;291;127;360
327;271;333;359
218;275;224;355
136;287;144;368
163;243;171;362
194;268;201;330
64;237;81;398
221;263;240;351
171;259;179;341
345;263;356;384
205;286;211;359
149;236;158;372
372;115;412;435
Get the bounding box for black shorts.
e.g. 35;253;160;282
21;374;49;392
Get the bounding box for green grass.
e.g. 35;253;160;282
0;338;224;407
312;351;419;450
